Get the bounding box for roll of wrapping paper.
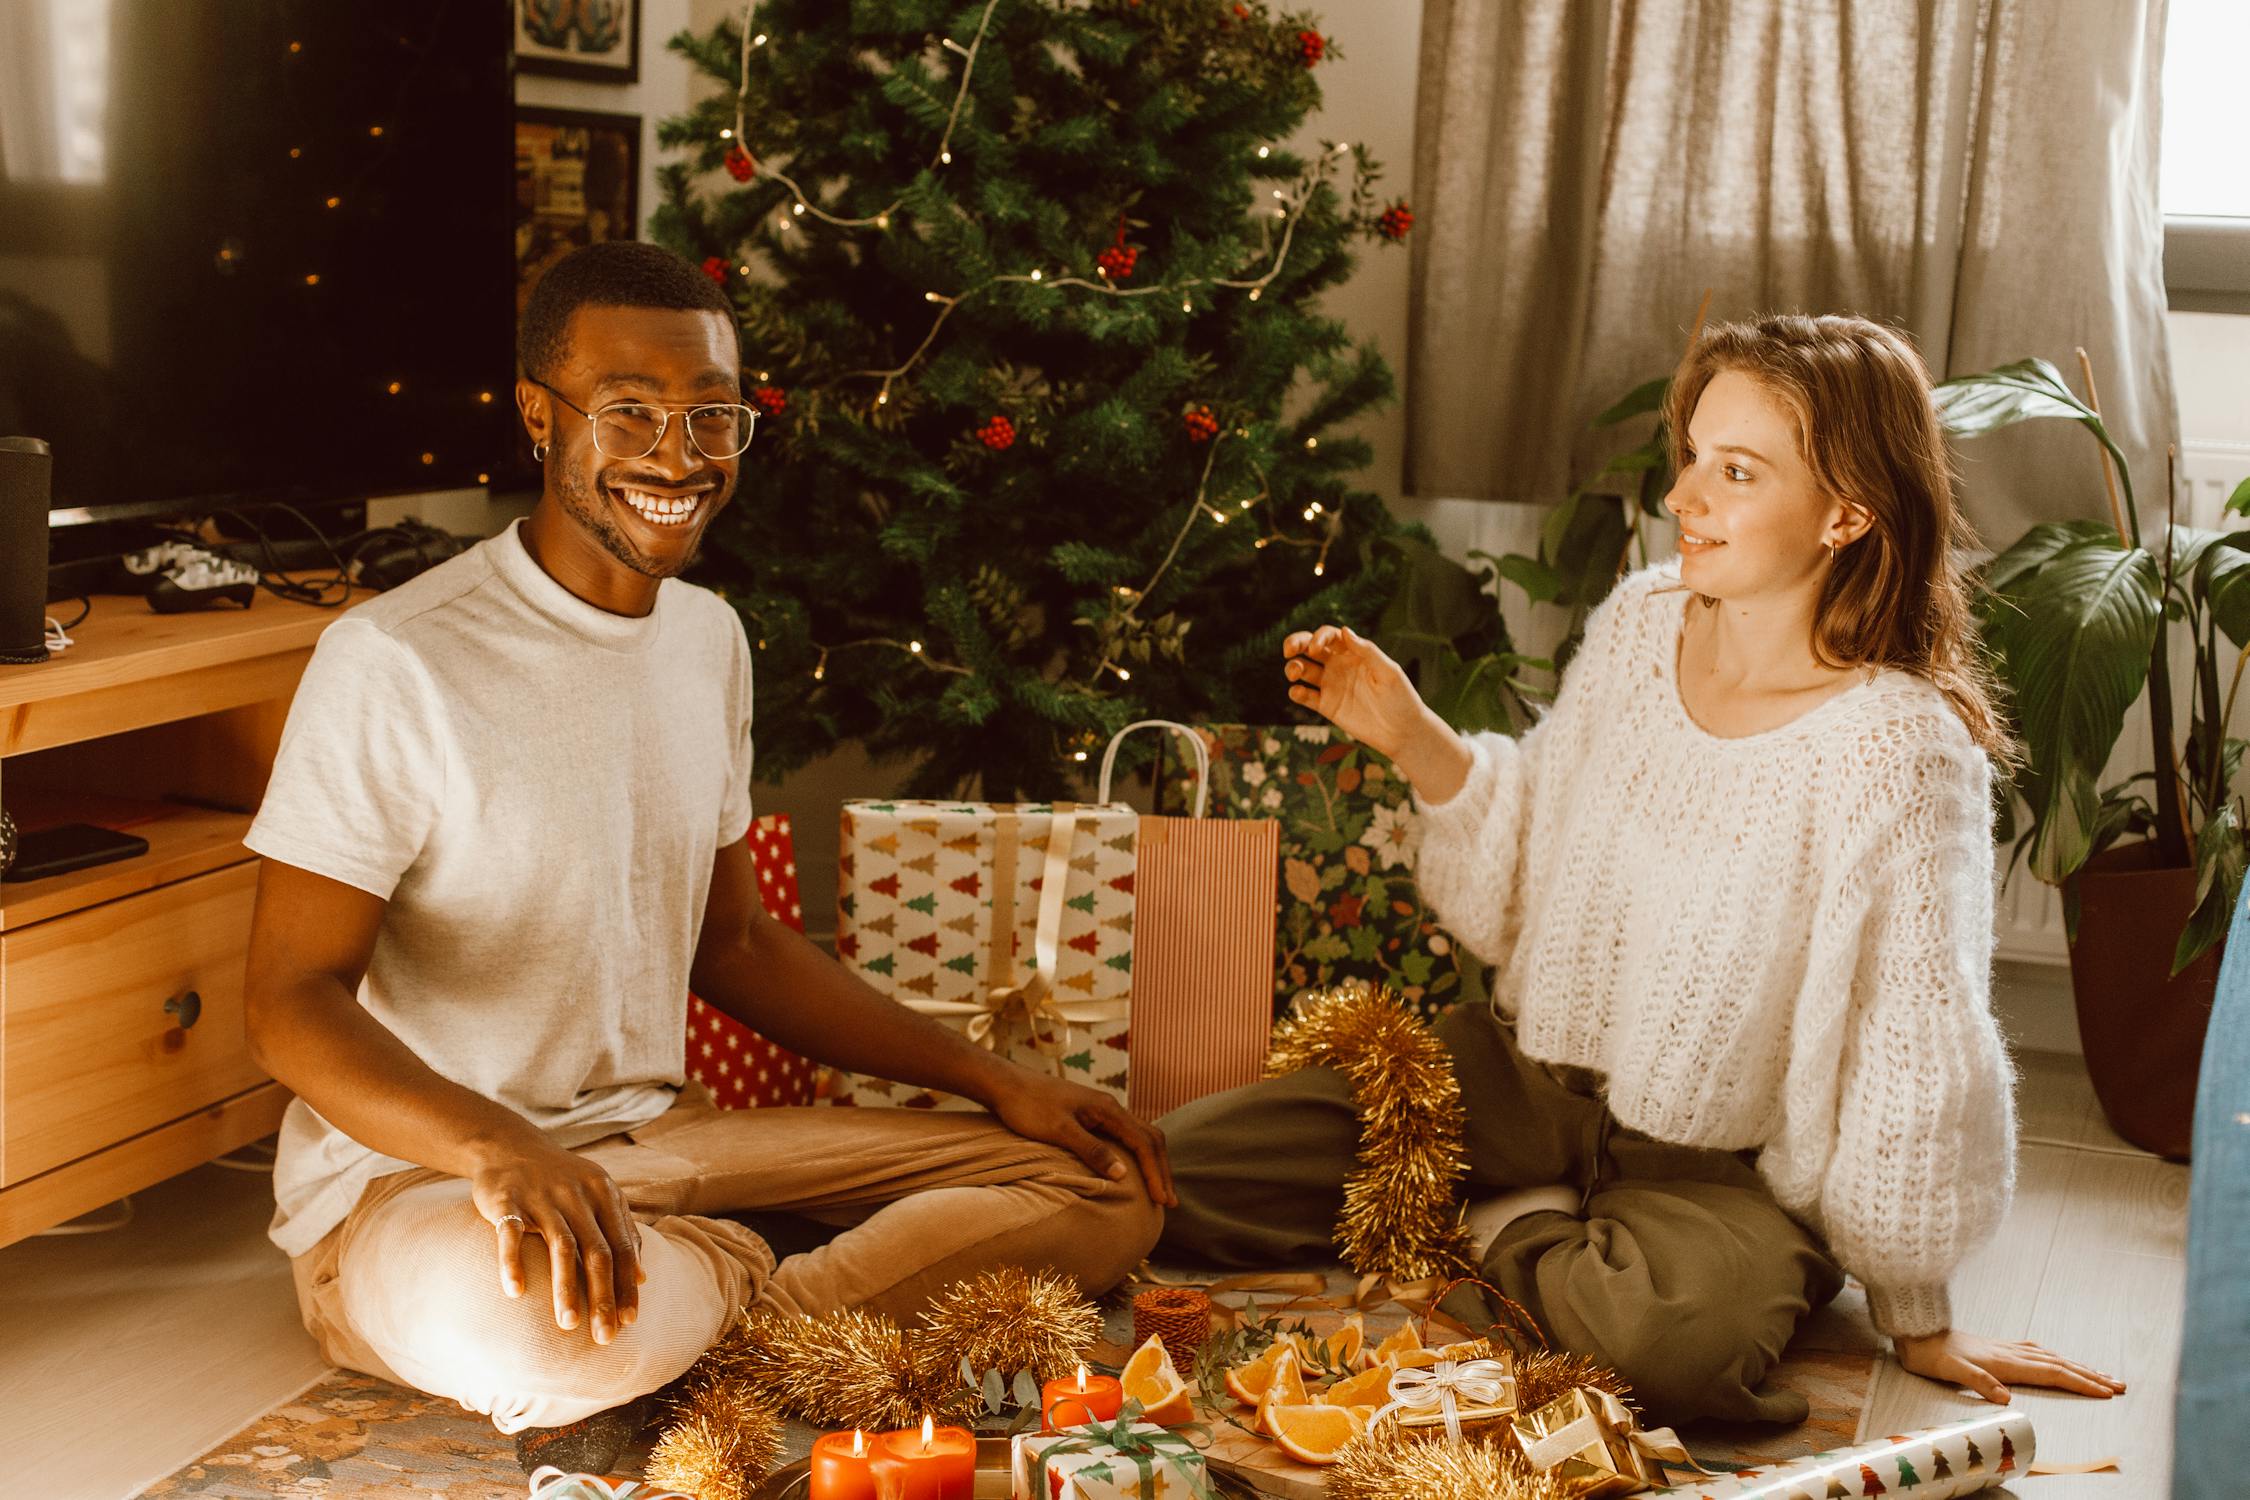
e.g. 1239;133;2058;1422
1131;1288;1213;1374
1645;1409;2033;1498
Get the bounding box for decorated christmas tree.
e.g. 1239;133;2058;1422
655;0;1415;796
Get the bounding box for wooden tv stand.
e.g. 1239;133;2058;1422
0;583;348;1246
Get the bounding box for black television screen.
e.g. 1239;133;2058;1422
0;0;515;524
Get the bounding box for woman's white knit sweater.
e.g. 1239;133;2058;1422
1412;562;2016;1339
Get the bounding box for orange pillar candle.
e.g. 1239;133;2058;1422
1040;1364;1126;1431
812;1428;882;1500
871;1415;976;1500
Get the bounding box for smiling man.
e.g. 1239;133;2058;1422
241;242;1168;1473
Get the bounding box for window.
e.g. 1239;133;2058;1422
2163;0;2250;311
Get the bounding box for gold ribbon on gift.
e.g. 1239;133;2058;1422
907;804;1132;1077
1370;1356;1517;1444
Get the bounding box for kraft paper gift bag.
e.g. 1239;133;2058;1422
1100;720;1280;1122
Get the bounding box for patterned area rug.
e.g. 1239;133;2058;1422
140;1268;1876;1497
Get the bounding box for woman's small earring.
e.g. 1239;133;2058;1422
532;441;549;463
1824;540;1836;560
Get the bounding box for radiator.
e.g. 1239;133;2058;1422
2179;440;2250;532
1994;867;2070;966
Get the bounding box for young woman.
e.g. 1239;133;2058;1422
1157;314;2126;1425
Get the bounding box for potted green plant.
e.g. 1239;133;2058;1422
1936;356;2250;1159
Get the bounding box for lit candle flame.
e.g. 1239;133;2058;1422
850;1429;865;1457
1076;1364;1089;1391
920;1414;935;1450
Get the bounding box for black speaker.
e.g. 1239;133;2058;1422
0;437;53;664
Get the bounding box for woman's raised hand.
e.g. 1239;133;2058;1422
1282;626;1428;760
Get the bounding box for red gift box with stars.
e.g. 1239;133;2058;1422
686;812;820;1108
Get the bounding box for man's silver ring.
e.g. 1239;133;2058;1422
497;1213;528;1231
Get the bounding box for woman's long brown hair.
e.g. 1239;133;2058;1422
1660;313;2017;765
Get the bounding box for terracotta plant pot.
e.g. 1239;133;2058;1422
2065;841;2219;1161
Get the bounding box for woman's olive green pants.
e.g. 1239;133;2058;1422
1155;1002;1845;1426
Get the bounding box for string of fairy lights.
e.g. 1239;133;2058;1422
720;2;1363;750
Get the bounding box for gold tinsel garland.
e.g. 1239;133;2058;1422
643;1375;781;1500
1265;983;1475;1279
653;1263;1104;1492
1328;1427;1574;1500
908;1266;1103;1385
1513;1348;1636;1415
717;1306;974;1432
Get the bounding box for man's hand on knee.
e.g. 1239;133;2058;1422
472;1143;647;1345
989;1073;1176;1208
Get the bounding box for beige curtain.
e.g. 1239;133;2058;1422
1407;0;2179;549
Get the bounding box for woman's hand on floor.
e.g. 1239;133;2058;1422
1894;1328;2127;1403
473;1143;646;1346
989;1071;1177;1209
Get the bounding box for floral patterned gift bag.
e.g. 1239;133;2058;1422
1157;724;1483;1021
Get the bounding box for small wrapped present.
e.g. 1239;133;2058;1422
1369;1350;1518;1443
1011;1416;1217;1500
1513;1386;1695;1498
687;813;820;1108
827;797;1136;1110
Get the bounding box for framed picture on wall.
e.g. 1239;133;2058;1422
514;0;640;84
514;106;641;322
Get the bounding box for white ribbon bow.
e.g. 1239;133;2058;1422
526;1467;693;1500
1370;1357;1516;1444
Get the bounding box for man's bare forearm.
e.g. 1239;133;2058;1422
247;976;550;1178
691;921;1021;1107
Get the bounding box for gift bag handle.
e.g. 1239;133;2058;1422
1097;720;1211;819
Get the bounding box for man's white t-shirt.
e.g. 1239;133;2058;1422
245;518;755;1258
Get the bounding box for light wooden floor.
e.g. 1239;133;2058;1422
0;1052;2182;1499
1859;1050;2187;1498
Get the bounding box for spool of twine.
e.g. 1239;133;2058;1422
1132;1287;1213;1373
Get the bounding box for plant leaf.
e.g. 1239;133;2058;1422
2196;534;2250;648
1978;520;2119;598
1013;1369;1041;1409
1492;553;1563;606
1934;358;2097;434
2228;475;2250;518
2173;800;2244;974
1591;376;1669;427
982;1368;1007;1414
1936;358;2137;530
1982;542;2163;883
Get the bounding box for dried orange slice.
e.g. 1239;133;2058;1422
1221;1341;1291;1406
1254;1348;1309;1435
1365;1323;1423;1371
1316;1364;1395;1408
1119;1335;1195;1426
1268;1403;1370;1465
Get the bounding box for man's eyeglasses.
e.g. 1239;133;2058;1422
533;379;758;461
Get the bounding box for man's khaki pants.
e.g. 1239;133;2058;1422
1157;1003;1846;1427
289;1086;1163;1434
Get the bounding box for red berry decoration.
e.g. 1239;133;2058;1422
1096;211;1140;281
724;145;756;182
1378;200;1415;241
977;415;1016;451
701;256;730;284
1298;30;1326;66
1182;405;1219;443
751;385;788;415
